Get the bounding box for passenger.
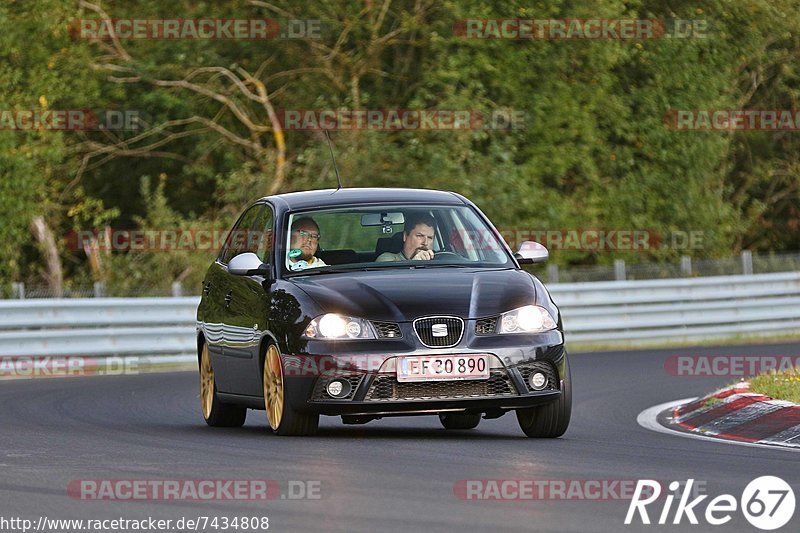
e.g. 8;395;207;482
288;217;327;270
376;213;436;262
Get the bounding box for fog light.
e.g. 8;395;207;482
326;378;351;399
529;372;547;390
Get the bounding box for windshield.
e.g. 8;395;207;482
282;204;514;275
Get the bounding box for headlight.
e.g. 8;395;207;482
303;314;377;339
499;305;556;334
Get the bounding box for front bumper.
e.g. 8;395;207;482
307;390;561;416
284;346;566;416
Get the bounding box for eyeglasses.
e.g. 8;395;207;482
296;229;321;241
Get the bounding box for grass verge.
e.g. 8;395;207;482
749;369;800;404
568;332;800;353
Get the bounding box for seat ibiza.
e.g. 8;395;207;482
196;188;571;436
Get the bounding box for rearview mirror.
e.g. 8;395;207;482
228;252;270;276
361;212;404;227
515;241;549;264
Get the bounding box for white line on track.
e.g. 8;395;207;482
636;398;800;453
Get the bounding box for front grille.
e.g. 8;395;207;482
515;361;560;392
310;374;364;401
372;321;402;339
413;316;464;348
365;370;517;401
475;317;498;335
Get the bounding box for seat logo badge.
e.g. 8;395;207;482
432;324;448;337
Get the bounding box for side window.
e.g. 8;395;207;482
219;204;264;264
255;205;275;263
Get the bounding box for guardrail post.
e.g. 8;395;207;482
741;250;753;275
680;256;692;276
93;282;106;297
547;264;559;283
614;259;626;281
11;282;25;299
171;282;184;297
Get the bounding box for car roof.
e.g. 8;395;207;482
263;187;468;210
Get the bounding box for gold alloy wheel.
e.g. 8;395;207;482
264;345;285;430
200;343;214;420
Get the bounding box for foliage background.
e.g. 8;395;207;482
1;0;798;295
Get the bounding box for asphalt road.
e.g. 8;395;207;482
1;342;799;533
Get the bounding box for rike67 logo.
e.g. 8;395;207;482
625;477;795;530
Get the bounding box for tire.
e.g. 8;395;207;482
263;344;319;436
200;342;247;427
516;357;572;438
439;413;481;430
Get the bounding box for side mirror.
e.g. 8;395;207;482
514;241;549;264
228;252;270;276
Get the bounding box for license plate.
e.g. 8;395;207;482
397;354;489;382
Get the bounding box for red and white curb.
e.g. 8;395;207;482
638;384;800;451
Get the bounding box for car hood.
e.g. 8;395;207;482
290;268;540;322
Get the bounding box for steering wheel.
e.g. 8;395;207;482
432;251;466;262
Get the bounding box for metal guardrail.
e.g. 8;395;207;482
0;298;197;358
550;272;800;344
0;272;798;362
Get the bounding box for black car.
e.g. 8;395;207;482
196;188;571;436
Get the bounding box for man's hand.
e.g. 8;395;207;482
410;248;434;260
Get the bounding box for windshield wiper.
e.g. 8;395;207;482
287;267;354;276
288;263;492;275
287;266;380;276
409;263;472;269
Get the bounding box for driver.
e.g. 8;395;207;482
288;217;327;270
376;213;436;262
